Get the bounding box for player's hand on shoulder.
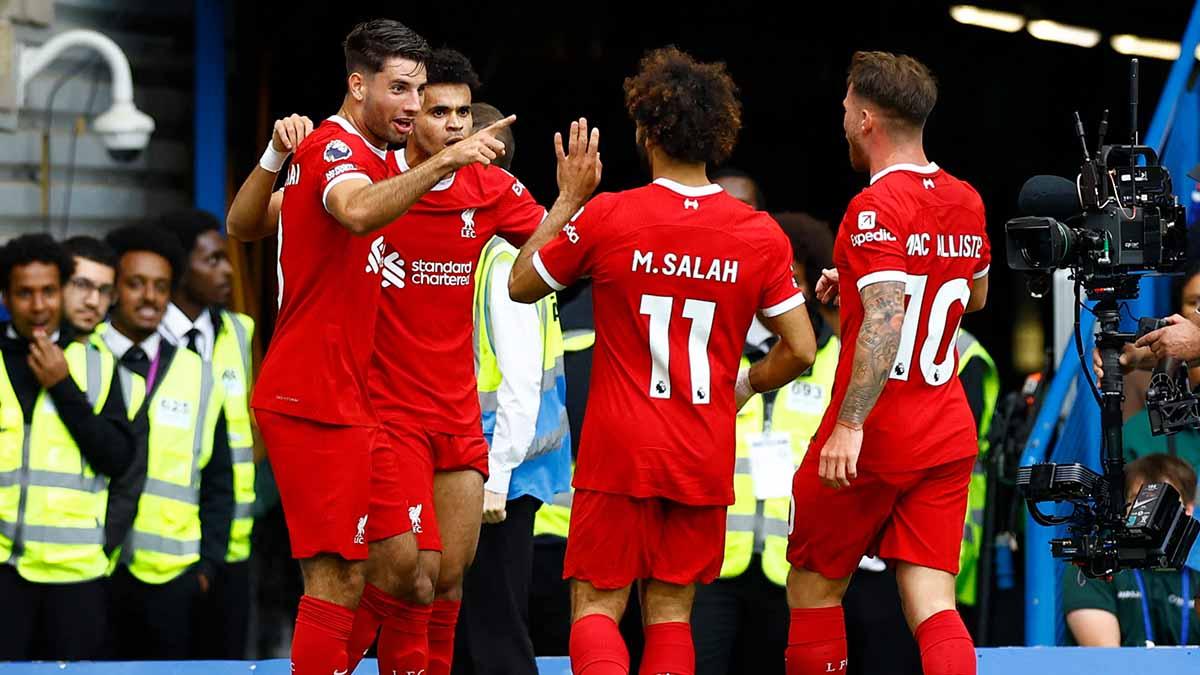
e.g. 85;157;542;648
272;114;314;153
444;115;516;169
815;267;840;305
555;117;601;205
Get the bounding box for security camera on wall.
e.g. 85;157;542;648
0;26;156;161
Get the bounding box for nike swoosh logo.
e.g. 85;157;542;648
1132;498;1155;510
333;670;348;675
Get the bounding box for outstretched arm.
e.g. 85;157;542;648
327;116;518;236
509;118;602;303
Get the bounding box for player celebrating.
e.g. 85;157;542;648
785;52;989;675
346;48;556;675
234;21;512;675
509;47;817;675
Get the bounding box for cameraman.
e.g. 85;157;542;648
1062;454;1200;647
1120;265;1200;470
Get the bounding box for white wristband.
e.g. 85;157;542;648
734;367;757;411
259;142;289;173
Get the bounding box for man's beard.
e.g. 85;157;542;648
847;134;868;173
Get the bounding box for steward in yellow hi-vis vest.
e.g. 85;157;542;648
954;329;998;606
0;233;142;661
691;313;838;674
96;224;234;660
156;209;259;659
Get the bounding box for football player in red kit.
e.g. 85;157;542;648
784;52;989;675
346;49;554;675
510;47;817;675
227;21;513;675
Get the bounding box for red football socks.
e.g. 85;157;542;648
785;606;848;675
292;595;355;675
915;609;976;675
379;597;433;675
426;598;460;675
345;583;392;673
570;613;630;675
639;621;694;675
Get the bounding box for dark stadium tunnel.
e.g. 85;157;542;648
231;0;1193;392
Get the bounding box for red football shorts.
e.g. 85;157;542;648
258;409;379;560
379;421;490;552
787;453;974;579
563;489;727;589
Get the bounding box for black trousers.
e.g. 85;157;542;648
843;568;922;675
0;564;108;660
527;532;646;667
193;559;252;659
111;564;205;659
453;495;541;675
692;557;789;675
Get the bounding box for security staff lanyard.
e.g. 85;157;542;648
1132;569;1190;646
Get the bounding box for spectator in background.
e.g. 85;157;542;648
1063;454;1199;646
712;166;766;210
156;208;258;660
0;234;139;661
61;236;117;343
101;225;232;660
1122;264;1200;471
453;103;573;675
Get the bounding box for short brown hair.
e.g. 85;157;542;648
847;51;938;130
624;46;741;165
1126;454;1197;504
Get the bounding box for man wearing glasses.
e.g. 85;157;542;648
62;236;118;342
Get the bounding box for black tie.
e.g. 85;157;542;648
185;328;201;355
122;346;150;378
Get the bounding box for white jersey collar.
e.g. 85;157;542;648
394;148;456;191
652;177;724;197
869;162;939;185
327;115;387;160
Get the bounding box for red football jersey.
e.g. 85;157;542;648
812;163;990;472
252;116;392;426
368;152;546;434
534;179;804;506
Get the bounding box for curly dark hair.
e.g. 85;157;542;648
0;234;74;293
847;51;937;130
105;225;187;289
154;208;221;256
344;19;430;76
624;46;741;165
426;47;482;91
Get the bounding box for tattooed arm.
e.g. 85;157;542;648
838;281;906;426
818;280;906;488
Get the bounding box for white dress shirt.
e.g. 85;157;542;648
483;254;544;496
102;325;162;363
159;303;216;361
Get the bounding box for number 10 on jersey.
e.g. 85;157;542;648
640;294;716;404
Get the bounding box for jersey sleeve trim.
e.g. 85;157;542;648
761;292;806;318
532;251;566;291
322;173;372;212
973;264;990;279
856;270;907;291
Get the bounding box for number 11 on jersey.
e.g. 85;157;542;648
640;294;716;404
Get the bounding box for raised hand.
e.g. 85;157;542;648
555;117;601;205
272;114;314;153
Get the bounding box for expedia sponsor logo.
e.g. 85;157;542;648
850;228;897;247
